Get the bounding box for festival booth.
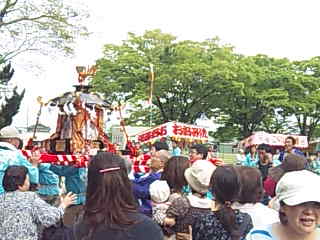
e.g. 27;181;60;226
239;131;308;149
135;121;209;145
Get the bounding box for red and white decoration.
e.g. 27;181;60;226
136;122;209;143
240;131;308;149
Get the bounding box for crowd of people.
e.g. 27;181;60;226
0;125;320;240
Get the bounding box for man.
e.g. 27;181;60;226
189;144;208;164
132;149;170;217
279;136;304;162
0;126;39;194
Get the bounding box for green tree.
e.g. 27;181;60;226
92;29;235;126
215;55;290;139
0;0;89;61
0;63;25;128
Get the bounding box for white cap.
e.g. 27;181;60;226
276;170;320;206
149;180;170;203
0;126;20;139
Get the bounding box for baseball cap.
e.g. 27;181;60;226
149;180;170;203
0;126;20;139
276;170;320;206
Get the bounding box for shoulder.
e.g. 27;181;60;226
246;224;275;240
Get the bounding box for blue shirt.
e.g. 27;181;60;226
0;142;39;194
242;153;258;167
50;165;87;205
172;147;181;156
38;163;60;196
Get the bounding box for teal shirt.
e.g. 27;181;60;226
309;159;320;175
38;163;60;196
0;142;39;194
50;165;87;205
242;153;258;167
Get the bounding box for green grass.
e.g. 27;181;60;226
218;153;237;165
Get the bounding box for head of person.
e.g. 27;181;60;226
237;166;263;204
184;160;216;195
172;141;178;148
285;136;296;152
84;152;138;231
250;145;257;155
3;166;30;192
150;141;169;154
161;156;190;192
189;144;208;162
257;143;271;160
210;165;241;240
148;149;170;172
149;180;170;204
276;170;320;236
0;126;22;149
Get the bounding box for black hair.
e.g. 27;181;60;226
190;144;208;159
285;136;296;145
153;141;169;151
3;165;28;192
257;143;271;153
210;166;241;240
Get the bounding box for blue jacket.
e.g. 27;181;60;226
0;142;39;194
132;172;161;217
50;165;87;205
38;163;60;196
278;148;305;162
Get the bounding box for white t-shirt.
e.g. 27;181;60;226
233;202;279;227
245;224;277;240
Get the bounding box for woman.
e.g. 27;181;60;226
192;165;253;240
233;166;279;227
72;152;163;240
0;165;76;240
246;170;320;239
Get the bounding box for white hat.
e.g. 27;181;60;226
184;160;216;194
149;180;170;203
0;126;20;139
276;170;320;206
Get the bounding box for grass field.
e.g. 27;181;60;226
217;153;237;165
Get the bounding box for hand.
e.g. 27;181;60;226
176;232;191;240
59;192;77;209
164;217;175;227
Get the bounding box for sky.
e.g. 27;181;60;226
9;0;320;131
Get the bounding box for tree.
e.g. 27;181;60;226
215;55;290;139
92;29;235;126
0;0;89;61
0;63;25;128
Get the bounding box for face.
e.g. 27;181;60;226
250;145;257;154
281;202;320;235
258;149;266;160
285;138;294;151
18;174;30;192
148;152;164;171
189;148;203;162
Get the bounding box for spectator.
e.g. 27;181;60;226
264;153;308;198
233;166;279;227
72;152;163;240
164;160;216;238
246;170;320;240
189;144;208;164
171;141;181;156
0;126;39;194
0;166;75;240
192;165;253;240
308;152;320;175
278;136;304;162
243;145;258;167
256;144;273;181
132;149;170;217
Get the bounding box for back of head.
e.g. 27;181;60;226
149;180;170;203
191;144;208;159
84;152;137;231
210;165;241;240
237;166;263;204
281;153;307;172
257;143;271;153
161;156;189;192
3;166;28;192
153;141;169;151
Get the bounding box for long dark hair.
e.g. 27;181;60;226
210;165;241;240
3;165;28;192
160;156;189;193
83;152;138;236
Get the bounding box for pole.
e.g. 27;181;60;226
149;64;154;127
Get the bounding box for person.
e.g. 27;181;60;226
256;144;273;181
0;165;76;240
71;152;163;240
189;144;208;164
192;165;253;240
246;170;320;240
243;145;258;167
164;160;216;238
0;126;39;194
49;165;87;226
233;166;279;227
171;141;181;156
235;149;246;165
278;136;304;162
132;149;170;217
308;151;320;175
263;153;308;198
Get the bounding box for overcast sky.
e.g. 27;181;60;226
10;0;320;130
